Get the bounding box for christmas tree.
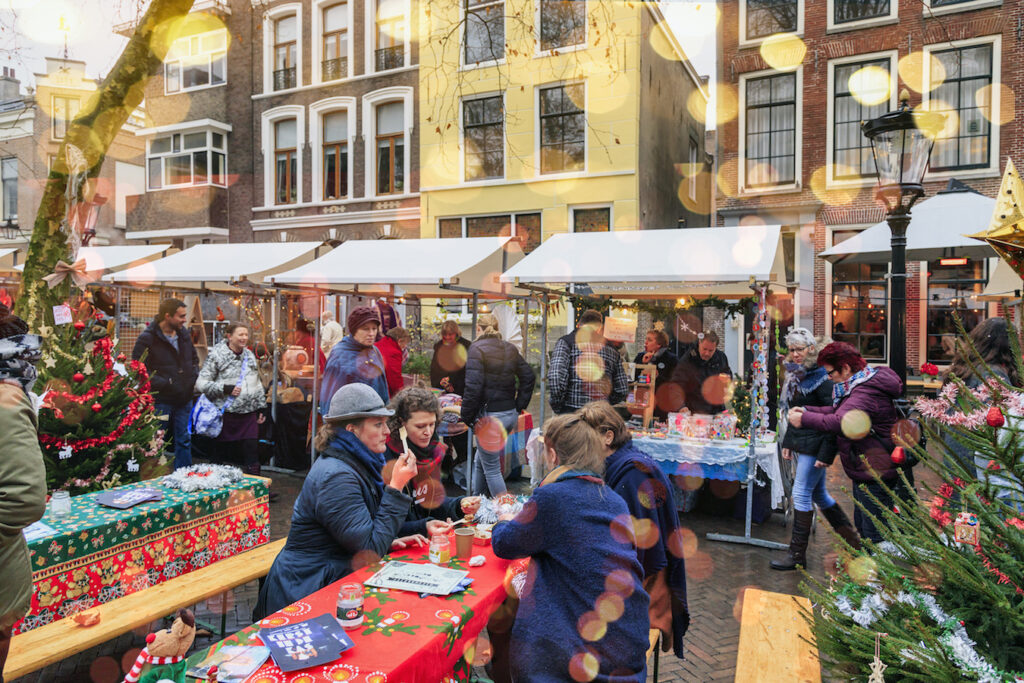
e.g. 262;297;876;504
803;320;1024;681
36;312;166;495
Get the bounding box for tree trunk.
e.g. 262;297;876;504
16;0;196;330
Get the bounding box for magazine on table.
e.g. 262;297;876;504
365;561;469;595
94;487;164;509
261;615;354;672
185;645;270;681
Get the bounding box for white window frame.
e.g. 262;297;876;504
922;0;1001;16
51;95;80;141
535;80;587;177
365;0;412;75
923;34;1001;181
362;86;414;198
1;156;16;222
826;0;897;32
310;96;356;202
145;128;228;191
824;224;891;363
534;0;587;57
738;66;803;196
825;49;898;189
312;0;355;84
262;3;303;95
163;28;228;95
739;0;804;47
459;91;506;183
461;0;506;69
261;104;306;207
569;203;613;232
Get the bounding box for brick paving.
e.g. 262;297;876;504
14;465;878;682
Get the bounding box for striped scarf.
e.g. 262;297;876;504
831;366;877;406
122;648;185;683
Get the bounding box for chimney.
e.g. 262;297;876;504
0;67;20;103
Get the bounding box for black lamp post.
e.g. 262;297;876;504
861;90;945;389
0;217;23;240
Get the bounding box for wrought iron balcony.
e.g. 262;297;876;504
321;57;348;81
273;67;297;91
374;46;404;72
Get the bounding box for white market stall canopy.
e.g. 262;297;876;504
0;247;20;274
499;226;787;298
978;258;1023;301
819;188;996;264
266;236;524;298
105;242;329;291
12;245;175;281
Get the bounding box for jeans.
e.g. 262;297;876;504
156;401;193;470
852;471;914;544
792;454;836;513
472;409;518;497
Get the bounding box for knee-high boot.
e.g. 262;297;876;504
820;503;861;551
770;510;813;571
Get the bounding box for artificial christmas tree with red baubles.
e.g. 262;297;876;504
36;311;165;495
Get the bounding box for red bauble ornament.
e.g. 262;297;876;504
73;320;85;331
91;402;102;412
987;406;1005;428
72;373;85;383
891;446;906;465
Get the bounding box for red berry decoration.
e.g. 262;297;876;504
987;406;1005;428
116;353;126;361
72;373;85;383
91;402;102;413
891;446;906;465
73;320;86;331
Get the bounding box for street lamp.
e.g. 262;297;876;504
861;89;945;388
0;217;24;240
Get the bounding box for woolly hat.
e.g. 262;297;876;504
347;306;381;335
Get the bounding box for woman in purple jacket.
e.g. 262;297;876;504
787;342;912;544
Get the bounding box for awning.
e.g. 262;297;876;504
266;236;524;298
819;188;996;264
106;242;329;290
978;258;1023;301
0;248;20;274
13;245;175;280
499;226;787;298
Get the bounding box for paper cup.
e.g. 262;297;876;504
455;528;475;558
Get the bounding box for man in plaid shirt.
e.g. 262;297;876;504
548;309;629;414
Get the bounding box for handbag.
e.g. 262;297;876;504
189;354;248;438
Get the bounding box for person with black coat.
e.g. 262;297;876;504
771;329;859;571
634;329;678;419
461;314;536;497
430;320;473;395
669;330;732;414
132;298;200;470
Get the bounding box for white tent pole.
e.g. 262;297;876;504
271;289;280;424
468;292;479;496
311;294;322;469
522;298;529;356
539;295;548;427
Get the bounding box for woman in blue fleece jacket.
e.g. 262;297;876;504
492;414;650;682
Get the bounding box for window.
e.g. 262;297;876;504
831;230;887;361
929;44;993;172
539;0;585;51
744;72;797;188
539;84;584;174
833;58;890;179
165;29;227;93
376;102;405;194
375;0;405;71
146;130;226;190
323;111;349;199
572;207;610;232
833;0;891;25
52;96;79;140
926;259;987;363
322;2;349;81
931;0;978;6
1;158;15;221
465;0;504;63
439;213;542;252
275;119;298;204
745;0;799;41
464;96;503;180
274;15;298;91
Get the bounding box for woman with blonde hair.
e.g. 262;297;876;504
492;414;650;682
577;401;688;659
460;313;535;496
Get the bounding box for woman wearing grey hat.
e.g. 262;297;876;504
254;382;442;619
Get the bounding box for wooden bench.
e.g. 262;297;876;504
735;588;821;683
4;537;285;681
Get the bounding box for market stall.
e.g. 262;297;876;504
14;244;176;281
501;225;789;549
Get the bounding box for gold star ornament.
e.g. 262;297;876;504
968;158;1024;278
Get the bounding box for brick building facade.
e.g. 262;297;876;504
716;0;1018;372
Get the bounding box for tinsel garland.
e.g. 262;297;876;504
557;292;756;321
472;494;528;524
915;379;1024;427
162;464;245;491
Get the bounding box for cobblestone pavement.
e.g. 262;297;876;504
16;464;897;682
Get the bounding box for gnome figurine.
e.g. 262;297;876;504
122;608;197;683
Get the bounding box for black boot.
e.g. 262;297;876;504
770;510;813;571
820;503;861;551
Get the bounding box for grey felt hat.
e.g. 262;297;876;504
324;383;395;421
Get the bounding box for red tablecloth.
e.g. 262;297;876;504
190;544;511;683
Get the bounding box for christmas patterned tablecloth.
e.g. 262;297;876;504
188;544;511;683
13;475;270;635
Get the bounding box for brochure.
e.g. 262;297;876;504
364;561;469;596
22;520;57;542
185;645;270;682
94;487;164;509
261;618;345;672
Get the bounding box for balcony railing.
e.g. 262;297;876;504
273;67;297;91
374;46;404;72
321;57;348;81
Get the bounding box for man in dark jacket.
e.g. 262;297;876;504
548;310;628;414
132;298;200;470
430;320;472;395
669;330;732;414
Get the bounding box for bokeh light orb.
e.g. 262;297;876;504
840;409;872;440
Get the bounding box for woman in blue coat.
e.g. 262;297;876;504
254;383;449;620
492;414;650;682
